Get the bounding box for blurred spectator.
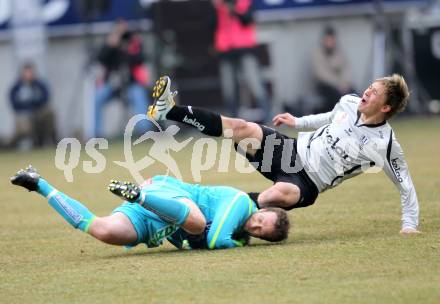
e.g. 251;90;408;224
94;19;151;137
8;62;57;149
312;26;356;113
212;0;270;122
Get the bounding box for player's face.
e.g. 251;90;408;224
359;81;391;117
245;210;277;239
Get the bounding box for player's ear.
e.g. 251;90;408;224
258;208;269;215
381;104;391;114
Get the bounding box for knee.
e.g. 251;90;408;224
280;184;299;199
227;118;251;137
194;215;207;235
233;119;249;134
260;184;300;209
178;198;207;235
278;185;300;206
185;213;207;235
90;220;117;244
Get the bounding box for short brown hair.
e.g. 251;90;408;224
375;74;410;119
259;207;290;242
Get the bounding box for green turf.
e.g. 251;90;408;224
1;117;439;304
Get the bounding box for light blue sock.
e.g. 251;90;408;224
136;191;190;225
37;178;96;233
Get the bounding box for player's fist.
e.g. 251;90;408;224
273;113;296;128
400;227;421;235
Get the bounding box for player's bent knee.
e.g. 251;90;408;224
89;219;115;243
183;212;206;235
224;118;255;138
277;184;300;209
178;198;207;235
89;216;137;245
224;118;245;133
260;183;301;209
234;124;263;150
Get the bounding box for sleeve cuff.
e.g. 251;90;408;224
401;223;418;230
295;117;304;129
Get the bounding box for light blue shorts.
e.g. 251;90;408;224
112;202;170;247
112;176;195;246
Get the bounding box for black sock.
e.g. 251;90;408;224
247;192;261;209
166;105;223;137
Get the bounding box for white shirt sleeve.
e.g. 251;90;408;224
295;111;334;130
295;98;344;130
381;132;419;229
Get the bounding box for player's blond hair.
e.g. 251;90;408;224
375;74;410;119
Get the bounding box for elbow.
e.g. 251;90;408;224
208;242;227;250
207;236;216;249
185;213;206;236
207;236;227;250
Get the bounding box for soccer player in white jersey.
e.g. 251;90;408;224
147;74;420;235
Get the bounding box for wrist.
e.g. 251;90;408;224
294;117;303;129
401;222;417;230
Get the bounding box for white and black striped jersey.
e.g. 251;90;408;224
295;94;419;229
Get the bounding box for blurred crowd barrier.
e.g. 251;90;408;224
0;0;438;149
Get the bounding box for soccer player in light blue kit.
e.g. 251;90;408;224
10;166;289;250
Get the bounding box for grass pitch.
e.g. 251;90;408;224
1;117;439;304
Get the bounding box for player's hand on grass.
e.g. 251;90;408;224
273;113;296;128
400;227;421;235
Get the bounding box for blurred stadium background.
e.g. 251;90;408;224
0;0;439;143
1;1;440;303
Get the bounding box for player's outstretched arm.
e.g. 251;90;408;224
381;135;420;235
273;113;296;128
273;109;334;130
274;97;350;129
